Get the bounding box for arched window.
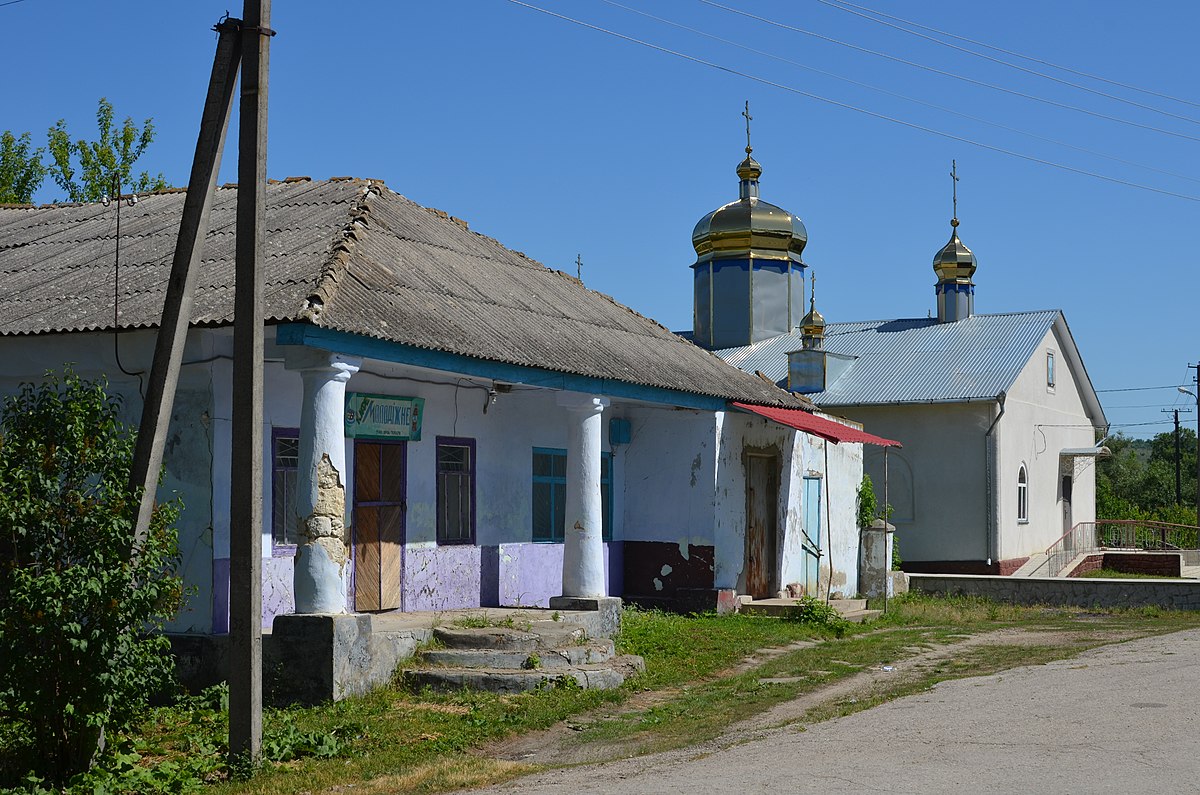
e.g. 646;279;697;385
1017;465;1029;523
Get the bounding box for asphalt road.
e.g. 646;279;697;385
474;628;1200;794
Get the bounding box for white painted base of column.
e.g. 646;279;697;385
294;540;348;615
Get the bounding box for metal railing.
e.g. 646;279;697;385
1034;520;1200;578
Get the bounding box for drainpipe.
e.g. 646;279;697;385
984;391;1006;570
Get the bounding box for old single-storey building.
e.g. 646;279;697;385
692;151;1106;574
0;176;893;635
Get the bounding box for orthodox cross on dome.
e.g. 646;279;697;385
950;159;959;228
743;100;753;155
810;270;816;311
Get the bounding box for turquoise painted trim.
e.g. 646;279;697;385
275;323;727;411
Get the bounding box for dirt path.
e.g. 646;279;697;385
479;625;1143;768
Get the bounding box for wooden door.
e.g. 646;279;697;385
745;453;779;600
354;441;405;611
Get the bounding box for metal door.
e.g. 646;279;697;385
803;477;822;596
745;453;779;599
353;441;406;611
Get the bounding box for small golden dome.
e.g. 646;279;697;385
736;155;762;181
692;155;807;265
801;304;825;334
933;220;977;282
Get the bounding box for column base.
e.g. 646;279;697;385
267;613;427;705
549;595;623;638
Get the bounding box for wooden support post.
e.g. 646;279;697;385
128;18;241;549
229;0;272;765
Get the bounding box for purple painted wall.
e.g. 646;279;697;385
212;555;295;634
480;542;622;608
403;544;482;611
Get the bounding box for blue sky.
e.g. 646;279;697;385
4;0;1198;438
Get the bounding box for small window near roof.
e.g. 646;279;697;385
1046;351;1056;390
1017;465;1029;523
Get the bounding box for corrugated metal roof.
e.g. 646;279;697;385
0;178;809;409
715;311;1062;406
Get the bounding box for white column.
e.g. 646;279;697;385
558;394;610;597
285;348;361;614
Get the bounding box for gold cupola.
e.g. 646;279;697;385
933;160;977;323
932;218;977;283
691;102;809;350
691;154;808;266
800;273;826;350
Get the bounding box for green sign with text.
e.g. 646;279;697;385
345;393;424;441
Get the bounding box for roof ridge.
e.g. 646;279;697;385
299;181;382;324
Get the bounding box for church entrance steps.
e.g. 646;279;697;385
1012;553;1050;577
400;621;645;694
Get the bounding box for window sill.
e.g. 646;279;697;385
272;544;298;558
1017;519;1030;525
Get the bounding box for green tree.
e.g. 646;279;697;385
0;130;47;204
0;370;183;786
46;97;168;202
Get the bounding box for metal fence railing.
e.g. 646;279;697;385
1033;520;1200;578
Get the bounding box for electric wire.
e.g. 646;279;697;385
820;0;1200;111
598;0;1200;186
697;0;1200;144
506;0;1200;202
814;0;1200;126
1096;385;1192;393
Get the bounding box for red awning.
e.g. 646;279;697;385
730;402;902;448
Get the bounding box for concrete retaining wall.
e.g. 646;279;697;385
909;573;1200;610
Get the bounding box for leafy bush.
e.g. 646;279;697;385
787;596;853;636
0;370;184;786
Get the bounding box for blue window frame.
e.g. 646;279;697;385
532;447;612;542
271;427;300;553
436;436;476;544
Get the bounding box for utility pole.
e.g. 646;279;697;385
128;19;241;550
229;0;272;766
1186;366;1200;529
1162;407;1192;505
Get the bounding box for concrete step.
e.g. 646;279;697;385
828;598;868;613
1012;553;1050;577
403;655;646;694
420;639;615;670
432;623;588;651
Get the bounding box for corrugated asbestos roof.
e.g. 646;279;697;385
715;310;1062;406
0;178;809;409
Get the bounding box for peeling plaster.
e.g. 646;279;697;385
653;577;663;591
660;564;673;576
300;454;348;570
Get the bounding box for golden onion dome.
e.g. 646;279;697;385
692;155;807;265
932;219;977;282
801;304;825;335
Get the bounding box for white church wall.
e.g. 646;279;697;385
845;402;992;564
998;324;1099;560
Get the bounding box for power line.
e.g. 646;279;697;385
0;0;29;7
597;0;1200;186
698;0;1200;144
820;0;1200;112
815;0;1200;127
1096;385;1191;393
506;1;1200;202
